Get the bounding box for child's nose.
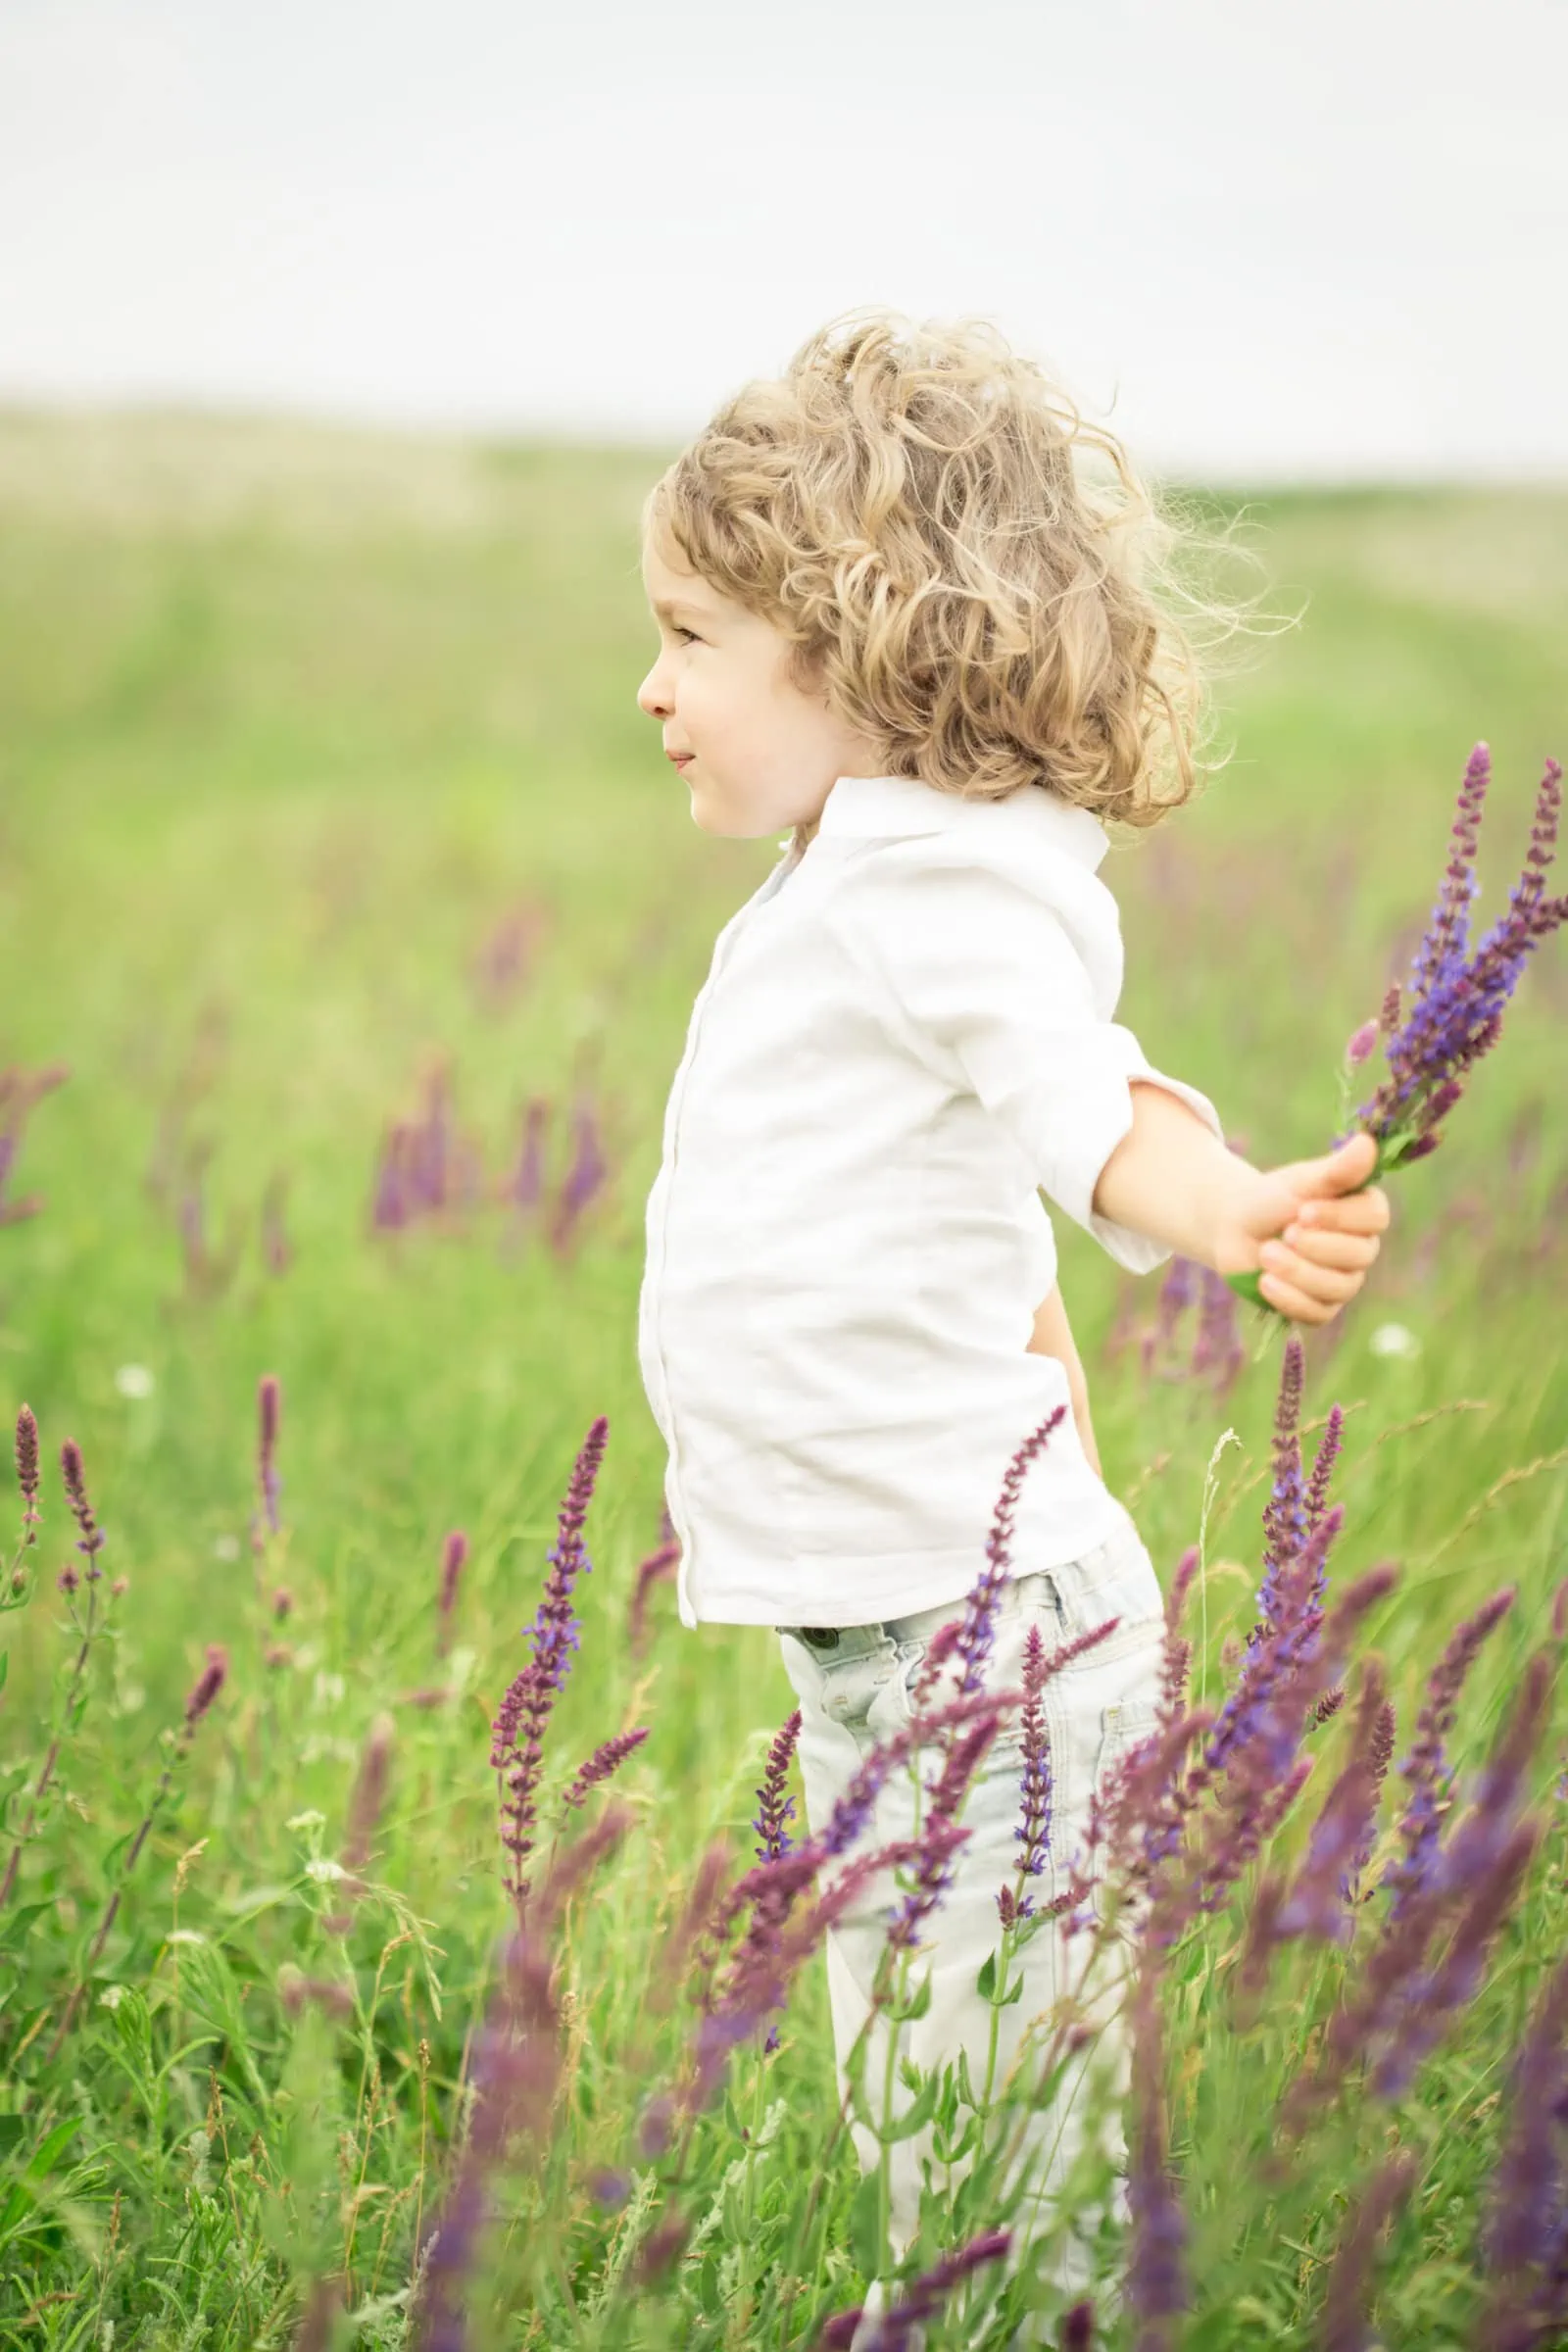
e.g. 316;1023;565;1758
637;663;672;719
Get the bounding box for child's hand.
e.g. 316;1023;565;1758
1216;1132;1391;1325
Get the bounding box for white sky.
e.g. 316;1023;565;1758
2;0;1564;482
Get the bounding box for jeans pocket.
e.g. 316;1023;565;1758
1055;1513;1164;1645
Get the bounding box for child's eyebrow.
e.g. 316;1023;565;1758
650;595;714;623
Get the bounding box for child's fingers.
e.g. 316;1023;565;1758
1280;1226;1381;1271
1295;1188;1391;1236
1257;1268;1339;1325
1258;1239;1362;1306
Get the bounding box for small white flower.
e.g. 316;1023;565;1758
306;1857;346;1883
213;1534;241;1562
115;1364;156;1399
286;1809;326;1834
1369;1321;1421;1360
99;1984;125;2011
313;1671;346;1709
167;1929;207;1948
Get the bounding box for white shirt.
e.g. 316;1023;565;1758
637;771;1224;1631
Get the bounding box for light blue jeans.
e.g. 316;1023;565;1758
775;1504;1164;2344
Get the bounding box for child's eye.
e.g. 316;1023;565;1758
672;625;701;645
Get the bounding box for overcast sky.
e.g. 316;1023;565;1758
3;0;1564;482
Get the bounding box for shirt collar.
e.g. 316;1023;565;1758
807;772;1109;872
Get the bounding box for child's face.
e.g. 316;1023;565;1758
638;527;884;844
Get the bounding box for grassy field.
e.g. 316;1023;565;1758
1;411;1566;2349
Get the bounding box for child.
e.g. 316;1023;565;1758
633;310;1390;2338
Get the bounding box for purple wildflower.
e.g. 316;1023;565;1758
15;1404;40;1545
1345;1020;1380;1066
1126;1963;1186;2348
626;1535;681;1658
183;1643;228;1733
1010;1622;1054;1898
1269;1657;1393;1946
1255;1336;1307;1633
824;2229;1013;2350
886;1707;1001;1952
60;1439;106;1575
256;1375;282;1541
548;1094;609;1256
1353;745;1567;1167
1191;1266;1247;1394
999;1615;1124;1922
1058;2304;1097;2350
1319;2150;1417;2352
561;1726;648;1812
342;1712;395;1876
414;1802;633;2352
1287;1644;1552;2129
503;1097;550;1216
1141;1252;1197;1379
950;1404;1068;1703
1380;1587;1515;1922
490;1417;609;1914
372;1122;412;1231
754;1710;801;1862
436;1530;468;1652
1477;1946;1568;2343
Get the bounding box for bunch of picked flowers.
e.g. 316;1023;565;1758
1230;741;1565;1312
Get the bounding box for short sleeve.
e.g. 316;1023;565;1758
832;855;1225;1277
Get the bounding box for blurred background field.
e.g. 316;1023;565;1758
1;414;1566;2342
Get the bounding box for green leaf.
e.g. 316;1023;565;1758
1226;1269;1272;1312
932;2113;980;2166
0;2117;23;2156
25;2118;82;2180
975;1950;998;2002
849;2170;885;2280
878;2072;942;2145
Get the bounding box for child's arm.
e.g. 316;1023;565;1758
1026;1282;1102;1477
1093;1083;1391;1324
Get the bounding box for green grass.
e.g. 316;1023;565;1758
0;411;1565;2348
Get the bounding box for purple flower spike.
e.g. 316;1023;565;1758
257;1375;282;1538
1356;746;1567;1165
952;1404;1067;1702
1319;2150;1417;2352
754;1710;802;1864
1011;1623;1055;1896
183;1643;228;1732
1231;742;1566;1318
1478;1946;1568;2340
60;1439;106;1572
837;2229;1013;2350
15;1405;40;1544
490;1417;610;1914
1380;1587;1515;1922
1256;1337;1307;1629
1271;1657;1393;1946
1345;1020;1380;1067
887;1708;1000;1952
1126;1967;1186;2347
437;1530;468;1652
562;1726;648;1812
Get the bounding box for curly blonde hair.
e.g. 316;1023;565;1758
645;307;1284;854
